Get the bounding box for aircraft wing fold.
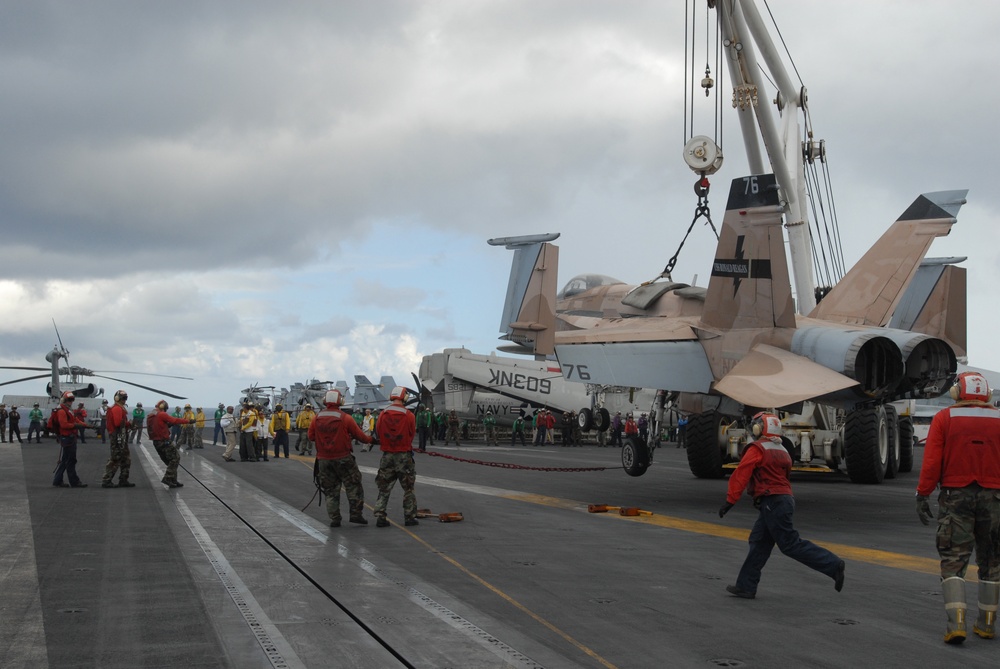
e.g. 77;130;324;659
713;344;858;408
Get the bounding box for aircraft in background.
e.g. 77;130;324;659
276;379;351;415
350;375;397;411
418;347;657;430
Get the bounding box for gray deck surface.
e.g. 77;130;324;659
2;435;994;668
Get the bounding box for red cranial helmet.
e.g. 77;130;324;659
950;371;991;403
750;411;782;439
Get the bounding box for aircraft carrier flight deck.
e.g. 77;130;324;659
2;436;991;668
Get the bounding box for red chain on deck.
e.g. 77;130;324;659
419;450;609;472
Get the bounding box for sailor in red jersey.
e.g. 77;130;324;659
373;387;418;527
719;411;845;599
916;371;1000;644
101;390;136;488
147;399;195;488
51;391;93;488
307;389;372;527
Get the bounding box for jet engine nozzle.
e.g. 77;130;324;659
791;327;905;399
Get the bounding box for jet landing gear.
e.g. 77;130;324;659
622;436;651;477
578;407;611;432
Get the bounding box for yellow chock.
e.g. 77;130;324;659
619;507;653;517
588;504;621;513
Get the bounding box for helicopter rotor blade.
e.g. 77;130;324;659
0;366;50;372
53;319;68;357
92;370;194;380
0;374;52;388
91;374;187;400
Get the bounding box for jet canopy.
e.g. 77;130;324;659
558;274;625;300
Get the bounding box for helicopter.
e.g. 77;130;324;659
239;383;277;410
0;322;192;428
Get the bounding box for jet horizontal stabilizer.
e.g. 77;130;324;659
713;344;858;409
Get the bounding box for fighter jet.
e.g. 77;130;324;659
492;177;967;482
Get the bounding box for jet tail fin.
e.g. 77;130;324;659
701;174;796;330
889;258;967;359
809;189;967;327
488;233;560;356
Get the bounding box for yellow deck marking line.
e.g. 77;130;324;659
395;519;620;669
501;492;952;579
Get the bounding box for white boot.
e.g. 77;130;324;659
974;580;999;639
942;576;967;644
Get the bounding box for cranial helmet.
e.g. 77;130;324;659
156;400;169;411
114;390;128;403
324;389;343;406
750;411;782;439
61;391;75;403
390;386;408;402
950;371;992;403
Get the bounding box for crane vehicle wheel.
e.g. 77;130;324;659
622;436;650;477
595;408;611;432
577;408;593;431
897;417;915;473
686;411;726;479
883;404;900;479
844;406;889;484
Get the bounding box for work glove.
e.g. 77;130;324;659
719;502;734;518
916;495;933;526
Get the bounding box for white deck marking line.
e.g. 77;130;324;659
137;444;306;669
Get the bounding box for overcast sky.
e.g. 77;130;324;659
1;1;997;409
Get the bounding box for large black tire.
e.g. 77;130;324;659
844;406;889;484
595;408;611;432
884;404;900;480
577;408;593;432
622;436;650;477
685;412;726;479
897;417;915;473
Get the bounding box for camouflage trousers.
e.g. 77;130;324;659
936;484;1000;580
153;440;180;482
295;430;314;455
317;456;365;522
444;425;461;445
102;430;132;484
484;426;498;446
179;425;195;448
374;451;417;521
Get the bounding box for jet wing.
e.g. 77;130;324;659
713;344;858;408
